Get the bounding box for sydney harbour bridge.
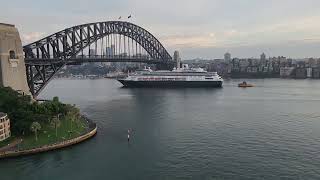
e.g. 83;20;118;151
23;21;175;96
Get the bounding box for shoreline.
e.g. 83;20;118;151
0;115;97;159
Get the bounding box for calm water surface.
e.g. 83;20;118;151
1;78;320;180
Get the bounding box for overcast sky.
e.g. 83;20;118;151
2;0;320;59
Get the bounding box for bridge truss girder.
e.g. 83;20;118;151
23;21;173;97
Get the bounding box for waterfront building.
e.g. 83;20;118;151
268;65;274;73
0;112;10;142
106;47;113;56
224;52;231;62
120;52;128;57
260;53;266;66
295;68;307;79
296;61;306;68
106;45;116;56
247;66;258;73
260;53;266;60
278;56;287;67
312;68;320;78
263;66;269;73
308;58;317;68
213;59;224;64
89;49;96;57
251;59;260;66
280;67;295;78
239;59;249;70
182;56;320;78
111;45;115;55
307;68;312;78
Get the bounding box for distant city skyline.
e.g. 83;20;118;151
2;0;320;59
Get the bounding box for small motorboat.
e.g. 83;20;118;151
238;81;254;88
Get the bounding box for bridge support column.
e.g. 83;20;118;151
0;23;30;95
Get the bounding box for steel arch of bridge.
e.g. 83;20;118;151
23;21;173;97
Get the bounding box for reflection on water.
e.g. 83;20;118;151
1;79;320;180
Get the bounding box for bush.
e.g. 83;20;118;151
0;87;79;136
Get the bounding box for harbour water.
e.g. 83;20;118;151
1;78;320;179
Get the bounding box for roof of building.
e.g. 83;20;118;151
0;112;7;118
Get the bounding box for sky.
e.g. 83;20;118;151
2;0;320;59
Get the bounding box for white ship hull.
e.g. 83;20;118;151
118;79;223;88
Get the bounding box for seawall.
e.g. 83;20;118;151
0;116;97;159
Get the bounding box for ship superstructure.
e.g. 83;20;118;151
118;64;223;88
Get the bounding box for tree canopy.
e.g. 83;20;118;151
0;87;79;136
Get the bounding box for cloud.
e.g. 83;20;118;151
173;15;320;49
3;0;320;58
222;30;239;38
160;33;218;48
21;32;46;44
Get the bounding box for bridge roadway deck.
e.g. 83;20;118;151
25;57;173;65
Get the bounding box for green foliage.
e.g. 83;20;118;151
19;117;86;150
30;122;41;132
0;87;80;136
30;122;41;141
50;116;61;137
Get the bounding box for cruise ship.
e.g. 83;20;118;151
118;64;223;88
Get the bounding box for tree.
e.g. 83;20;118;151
52;96;59;102
51;115;61;137
67;111;75;132
30;122;41;141
0;87;81;137
68;107;80;131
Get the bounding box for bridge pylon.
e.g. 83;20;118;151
0;23;30;95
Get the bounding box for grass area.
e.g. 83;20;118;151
0;136;15;148
19;117;88;150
